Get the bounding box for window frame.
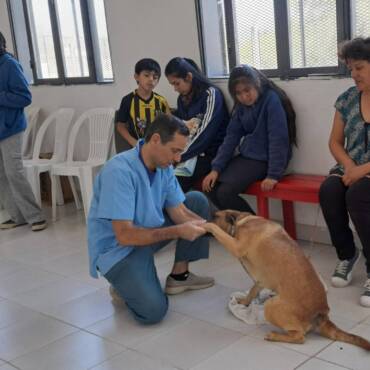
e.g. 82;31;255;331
196;0;353;79
7;0;111;85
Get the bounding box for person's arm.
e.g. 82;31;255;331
116;121;137;147
181;88;228;161
329;110;355;170
0;59;31;109
330;110;370;184
112;219;206;246
210;111;244;173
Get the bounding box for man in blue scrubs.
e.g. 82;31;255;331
88;113;213;324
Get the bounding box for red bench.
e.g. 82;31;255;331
244;174;325;240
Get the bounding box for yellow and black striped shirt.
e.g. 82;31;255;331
117;90;170;139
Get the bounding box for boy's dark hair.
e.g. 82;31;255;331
338;37;370;63
165;57;214;99
145;113;189;144
229;65;297;147
0;31;7;56
135;58;161;77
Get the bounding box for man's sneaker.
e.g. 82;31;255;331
109;285;125;306
360;278;370;308
331;248;360;287
31;220;47;232
0;220;27;229
165;272;215;295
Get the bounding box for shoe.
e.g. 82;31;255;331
331;248;360;287
360;277;370;307
109;285;125;306
165;272;215;295
0;220;27;229
31;220;47;231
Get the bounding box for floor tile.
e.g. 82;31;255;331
9;277;98;312
133;318;243;369
0;363;19;370
0;268;64;299
0;258;25;279
87;307;190;347
46;289;122;328
0;300;40;330
12;331;125;370
190;335;308;370
0;315;77;360
89;349;178;370
296;358;350;370
316;323;370;370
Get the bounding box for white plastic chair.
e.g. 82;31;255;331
23;108;75;207
23;106;41;159
51;108;115;221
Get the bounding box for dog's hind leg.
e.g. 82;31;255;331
264;296;307;344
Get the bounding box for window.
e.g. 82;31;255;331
7;0;114;84
197;0;370;79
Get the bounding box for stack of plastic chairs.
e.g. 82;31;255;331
23;108;75;207
51;108;115;221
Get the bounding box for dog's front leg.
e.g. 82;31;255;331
203;222;241;257
237;282;263;306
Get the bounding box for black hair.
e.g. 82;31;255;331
165;57;213;99
145;113;189;144
135;58;161;78
0;31;6;56
228;65;297;147
338;37;370;63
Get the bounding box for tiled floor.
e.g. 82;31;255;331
0;204;369;370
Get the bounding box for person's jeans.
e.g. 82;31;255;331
0;133;44;224
104;191;210;324
319;175;370;273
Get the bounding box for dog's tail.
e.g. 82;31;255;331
317;314;370;351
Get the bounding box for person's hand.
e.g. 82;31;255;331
202;170;219;192
260;178;278;192
178;220;207;241
342;165;365;186
200;222;217;235
184;118;200;136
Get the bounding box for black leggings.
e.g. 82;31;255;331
319;175;370;273
207;156;267;214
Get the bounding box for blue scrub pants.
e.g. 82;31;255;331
104;191;210;324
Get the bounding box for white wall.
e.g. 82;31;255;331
0;0;356;240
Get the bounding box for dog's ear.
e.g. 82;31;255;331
225;213;237;225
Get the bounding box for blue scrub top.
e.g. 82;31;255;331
87;140;185;278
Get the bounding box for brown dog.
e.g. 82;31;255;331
203;210;370;351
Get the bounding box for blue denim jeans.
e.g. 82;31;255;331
104;191;210;324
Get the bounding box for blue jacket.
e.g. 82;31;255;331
174;86;229;161
212;88;290;180
0;53;32;141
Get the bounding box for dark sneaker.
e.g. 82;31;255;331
331;248;360;287
109;285;125;306
31;220;47;232
360;278;370;308
165;272;215;295
0;220;27;229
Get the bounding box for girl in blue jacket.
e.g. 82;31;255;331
165;58;229;193
0;31;46;231
202;65;296;213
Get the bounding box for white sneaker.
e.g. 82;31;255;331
360;278;370;308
